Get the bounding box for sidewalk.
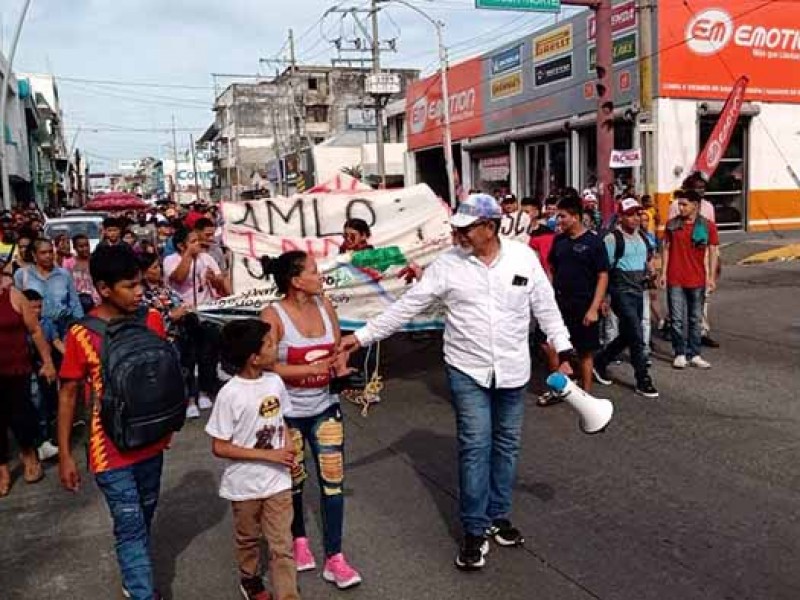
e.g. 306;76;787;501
718;229;800;264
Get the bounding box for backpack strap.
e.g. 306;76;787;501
638;229;654;259
611;229;625;270
81;315;108;336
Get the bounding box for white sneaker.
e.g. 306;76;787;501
37;440;59;461
672;355;688;369
690;356;712;369
197;394;213;410
186;403;201;419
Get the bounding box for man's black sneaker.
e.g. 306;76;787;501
635;377;660;399
454;535;489;570
487;519;525;547
592;365;613;386
701;335;720;348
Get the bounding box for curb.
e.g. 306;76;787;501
738;243;800;265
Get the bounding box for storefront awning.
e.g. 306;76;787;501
698;101;761;117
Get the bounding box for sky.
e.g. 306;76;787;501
5;0;582;173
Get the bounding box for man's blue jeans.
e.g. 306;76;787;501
446;366;526;537
95;453;163;600
596;290;648;383
667;286;705;358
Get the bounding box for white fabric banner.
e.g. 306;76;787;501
199;184;450;330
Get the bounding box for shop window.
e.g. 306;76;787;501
580;122;635;196
526;139;568;202
699;117;747;230
473;153;511;196
306;105;329;123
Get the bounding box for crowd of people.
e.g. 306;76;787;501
0;175;721;599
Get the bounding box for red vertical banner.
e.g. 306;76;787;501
692;75;749;180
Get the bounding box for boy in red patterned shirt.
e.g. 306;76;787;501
58;244;169;600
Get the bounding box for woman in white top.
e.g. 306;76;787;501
261;250;362;591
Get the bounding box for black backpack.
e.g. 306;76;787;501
83;310;186;451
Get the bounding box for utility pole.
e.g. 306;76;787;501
171;114;179;200
0;0;33;211
371;0;387;188
378;0;456;205
287;27;310;189
562;0;614;222
638;0;655;195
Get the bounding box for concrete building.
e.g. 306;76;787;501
1;53;33;208
18;73;69;210
201;65;419;198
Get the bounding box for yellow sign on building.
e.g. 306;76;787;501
491;71;523;100
533;24;573;63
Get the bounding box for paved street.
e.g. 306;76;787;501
2;258;800;600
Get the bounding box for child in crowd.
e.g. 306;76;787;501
338;219;377;398
338;218;373;254
63;234;101;313
206;319;300;600
22;289;62;460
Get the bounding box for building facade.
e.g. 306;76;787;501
202;65;419;198
406;0;800;231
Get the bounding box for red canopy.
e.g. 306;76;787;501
84;192;149;212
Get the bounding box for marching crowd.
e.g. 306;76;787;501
0;174;721;599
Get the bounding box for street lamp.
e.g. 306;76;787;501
376;0;457;206
0;0;34;211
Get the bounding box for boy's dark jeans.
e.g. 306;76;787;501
95;453;163;600
595;289;649;383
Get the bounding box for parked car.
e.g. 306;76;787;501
44;215;105;251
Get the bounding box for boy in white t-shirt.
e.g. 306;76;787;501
206;319;300;600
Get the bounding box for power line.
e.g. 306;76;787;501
35;74;214;90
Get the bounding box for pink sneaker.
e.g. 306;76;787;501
293;537;316;572
323;553;362;589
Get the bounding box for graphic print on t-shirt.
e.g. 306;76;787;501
255;423;284;450
285;343;335;389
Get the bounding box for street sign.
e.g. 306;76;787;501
476;0;561;13
366;73;401;96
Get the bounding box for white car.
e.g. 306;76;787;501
44;215;105;251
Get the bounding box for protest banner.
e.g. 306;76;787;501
198;184;451;331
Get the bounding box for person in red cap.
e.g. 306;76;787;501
592;198;659;397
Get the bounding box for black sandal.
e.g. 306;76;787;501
536;391;564;407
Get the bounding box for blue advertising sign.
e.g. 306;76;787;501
491;45;523;76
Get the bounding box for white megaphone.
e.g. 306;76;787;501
546;372;614;434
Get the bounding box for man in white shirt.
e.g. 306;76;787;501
340;194;573;571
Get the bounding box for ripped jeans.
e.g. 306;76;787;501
286;404;345;557
95;453;163;600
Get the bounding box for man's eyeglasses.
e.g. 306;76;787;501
453;220;486;235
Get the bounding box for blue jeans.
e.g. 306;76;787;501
446;366;526;537
286;404;345;557
596;290;648;383
95;453;164;600
667;286;705;358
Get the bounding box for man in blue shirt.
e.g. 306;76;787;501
592;198;659;398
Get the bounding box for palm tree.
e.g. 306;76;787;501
341;165;363;180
